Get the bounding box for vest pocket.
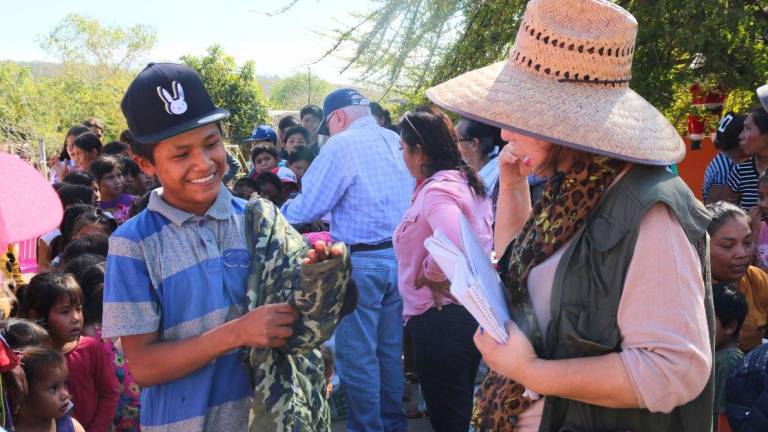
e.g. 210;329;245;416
556;305;621;357
585;215;630;252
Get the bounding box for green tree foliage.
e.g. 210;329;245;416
323;0;768;129
269;71;337;110
40;14;157;74
181;45;270;143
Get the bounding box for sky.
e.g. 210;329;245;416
0;0;372;83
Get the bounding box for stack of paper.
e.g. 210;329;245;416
424;214;511;344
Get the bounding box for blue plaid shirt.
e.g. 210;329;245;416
282;116;413;245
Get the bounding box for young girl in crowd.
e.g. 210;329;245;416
89;157;137;223
21;272;119;432
48;125;90;184
15;346;85;432
70;133;103;171
72;260;141;431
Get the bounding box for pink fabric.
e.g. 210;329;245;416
303;231;333;246
393;170;493;320
0;152;63;247
516;203;712;430
756;221;768;270
65;336;120;432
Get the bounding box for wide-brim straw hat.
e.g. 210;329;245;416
426;0;685;165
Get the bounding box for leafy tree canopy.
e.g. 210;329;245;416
181;45;270;143
319;0;768;129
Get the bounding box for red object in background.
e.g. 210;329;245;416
677;136;717;201
687;83;728;148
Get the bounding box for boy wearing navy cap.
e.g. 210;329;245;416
102;63;333;431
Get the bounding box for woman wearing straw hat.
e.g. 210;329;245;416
426;0;713;431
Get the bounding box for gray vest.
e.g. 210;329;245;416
538;165;714;432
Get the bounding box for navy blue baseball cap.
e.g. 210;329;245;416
244;125;277;143
317;88;370;136
121;63;229;144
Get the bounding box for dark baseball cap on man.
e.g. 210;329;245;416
121;63;229;145
715;112;745;151
316;88;370;136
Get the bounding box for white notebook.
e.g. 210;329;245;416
424;214;511;344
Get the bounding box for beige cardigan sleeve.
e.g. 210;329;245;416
617;203;712;413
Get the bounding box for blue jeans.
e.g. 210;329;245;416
335;248;406;432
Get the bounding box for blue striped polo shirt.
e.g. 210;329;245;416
103;185;252;432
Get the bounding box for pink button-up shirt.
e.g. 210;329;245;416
393;170;493;320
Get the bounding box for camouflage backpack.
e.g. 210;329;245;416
244;198;351;432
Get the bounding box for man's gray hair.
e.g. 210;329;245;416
340;104;372;122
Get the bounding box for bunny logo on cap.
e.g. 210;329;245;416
157;81;188;115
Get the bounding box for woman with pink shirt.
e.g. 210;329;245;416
426;0;713;430
393;106;493;432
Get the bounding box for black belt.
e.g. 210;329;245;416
350;240;393;253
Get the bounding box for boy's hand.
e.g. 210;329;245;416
235;303;299;348
303;240;344;265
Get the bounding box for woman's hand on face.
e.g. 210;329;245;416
474;320;539;384
302;240;344;265
415;272;457;310
498;145;534;188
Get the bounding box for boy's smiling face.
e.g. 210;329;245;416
137;123;226;215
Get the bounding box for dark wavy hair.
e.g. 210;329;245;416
751;106;768;135
59;125;91;161
399;106;486;198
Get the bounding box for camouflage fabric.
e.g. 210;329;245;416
244;197;351;432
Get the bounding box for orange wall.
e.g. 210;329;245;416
677;137;717;201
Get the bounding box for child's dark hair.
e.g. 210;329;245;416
121;157;140;178
66;260;104;327
255;171;282;192
72;132;103;154
707;201;750;235
48;204;95;261
461;117;505;157
400;106;486;198
300;105;323;121
19;346;67;388
102;141;129;156
49;205;116;261
62;171;96;188
56;184;95;208
60;235;109;267
119;129;133;144
21;272;83;323
234;177;258;190
288;146;315;165
713;283;749;337
59;125;90;161
62;254;104;290
284;126;311;144
752;106;768;135
0;318;51;350
89;156;122;181
250;143;279;163
278;115;298;132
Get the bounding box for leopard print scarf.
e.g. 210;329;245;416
471;154;627;431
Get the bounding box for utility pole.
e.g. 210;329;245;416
308;67;311;105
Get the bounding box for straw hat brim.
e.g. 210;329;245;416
426;61;685;166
